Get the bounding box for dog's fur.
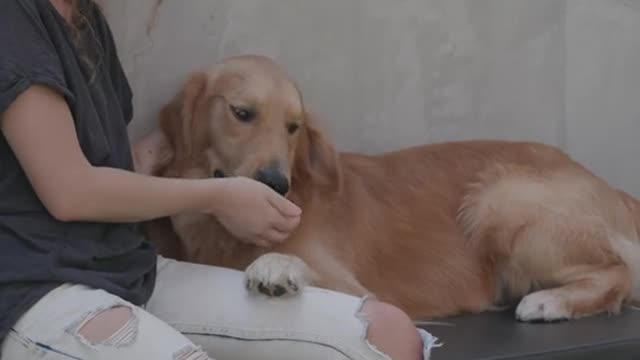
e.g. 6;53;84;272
147;54;640;322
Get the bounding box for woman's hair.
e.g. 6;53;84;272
68;1;92;45
67;0;101;80
67;0;84;41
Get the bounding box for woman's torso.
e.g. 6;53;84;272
0;0;157;344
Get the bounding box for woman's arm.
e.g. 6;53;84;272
2;84;217;223
0;84;300;243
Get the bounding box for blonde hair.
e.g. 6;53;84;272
67;0;101;80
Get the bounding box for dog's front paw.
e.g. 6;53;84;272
244;253;312;298
515;290;570;322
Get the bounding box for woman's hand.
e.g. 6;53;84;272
210;177;302;247
131;127;302;246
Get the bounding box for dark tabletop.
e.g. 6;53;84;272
419;306;640;360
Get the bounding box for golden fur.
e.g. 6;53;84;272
147;55;640;322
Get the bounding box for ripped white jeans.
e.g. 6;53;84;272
1;256;438;360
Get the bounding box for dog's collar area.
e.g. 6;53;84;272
213;169;226;178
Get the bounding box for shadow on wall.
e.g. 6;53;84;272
101;0;640;197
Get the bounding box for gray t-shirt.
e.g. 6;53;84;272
0;0;157;344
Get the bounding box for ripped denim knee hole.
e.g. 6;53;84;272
65;303;139;348
355;295;442;360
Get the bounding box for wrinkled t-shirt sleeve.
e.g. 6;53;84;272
0;0;74;115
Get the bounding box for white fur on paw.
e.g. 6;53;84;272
244;253;312;298
515;291;570;322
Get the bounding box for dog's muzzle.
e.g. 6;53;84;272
214;167;289;196
255;166;289;196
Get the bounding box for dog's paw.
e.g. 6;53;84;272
244;253;312;298
515;291;570;322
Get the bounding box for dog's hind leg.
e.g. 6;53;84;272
484;213;633;321
460;166;635;321
514;262;631;322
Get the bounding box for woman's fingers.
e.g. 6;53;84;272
266;228;290;243
272;212;300;234
267;191;302;218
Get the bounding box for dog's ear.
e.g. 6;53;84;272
292;110;341;191
159;71;210;160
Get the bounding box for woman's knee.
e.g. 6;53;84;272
71;304;212;359
76;305;135;345
360;300;424;360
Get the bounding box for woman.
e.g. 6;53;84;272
0;0;436;359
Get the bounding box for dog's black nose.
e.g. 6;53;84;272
255;167;289;196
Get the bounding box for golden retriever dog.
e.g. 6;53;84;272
147;54;640;323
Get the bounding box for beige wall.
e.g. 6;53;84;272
102;0;640;196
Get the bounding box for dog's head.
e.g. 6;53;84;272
159;55;340;197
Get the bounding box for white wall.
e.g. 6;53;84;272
565;0;640;197
102;0;640;197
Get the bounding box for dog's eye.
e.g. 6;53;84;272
287;123;300;135
230;105;254;122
